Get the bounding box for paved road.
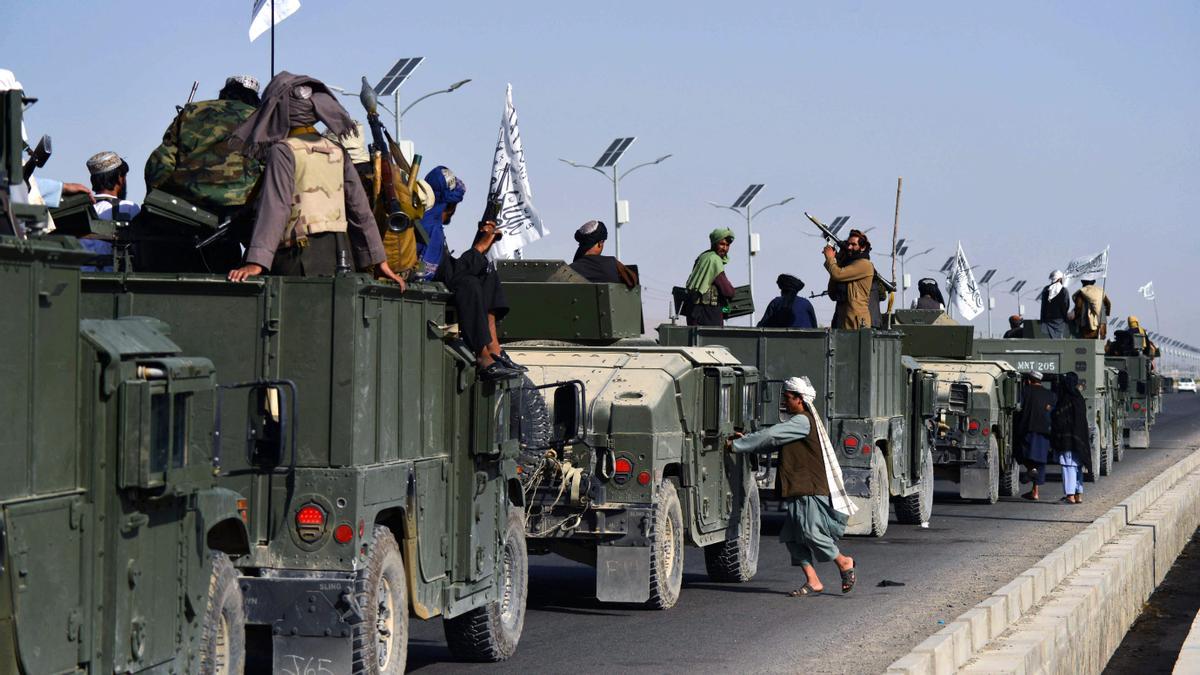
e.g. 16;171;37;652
409;393;1200;674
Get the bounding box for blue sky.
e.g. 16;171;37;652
4;1;1198;349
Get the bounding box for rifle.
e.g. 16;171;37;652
477;190;504;243
804;211;897;293
359;76;413;234
22;134;50;181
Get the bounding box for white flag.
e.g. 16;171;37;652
1063;247;1109;281
487;84;547;260
948;242;985;320
1138;281;1155;300
250;0;301;42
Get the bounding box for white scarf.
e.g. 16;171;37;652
1046;271;1065;300
784;377;859;517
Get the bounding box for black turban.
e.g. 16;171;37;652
572;220;608;261
777;274;804;294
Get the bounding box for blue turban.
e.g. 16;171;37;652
417;166;466;280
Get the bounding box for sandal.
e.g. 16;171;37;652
788;584;821;597
840;567;856;594
1021;491;1039;501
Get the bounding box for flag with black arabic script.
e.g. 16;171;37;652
487;84;547;260
1064;247;1109;282
948;242;985;320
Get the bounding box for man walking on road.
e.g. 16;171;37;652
727;376;857;596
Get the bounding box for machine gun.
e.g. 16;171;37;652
22;134;50;181
804;211;897;293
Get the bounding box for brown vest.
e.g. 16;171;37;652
282;134;347;246
775;411;829;498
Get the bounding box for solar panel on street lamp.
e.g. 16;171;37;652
940;256;955;273
980;269;997;284
375;57;424;96
829;216;850;237
1010;280;1026;293
731;184;764;209
594;137;636;168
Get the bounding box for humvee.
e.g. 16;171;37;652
81;254;577;671
894;310;1023;502
497;261;761;609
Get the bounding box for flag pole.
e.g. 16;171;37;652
1097;245;1110;340
270;0;275;77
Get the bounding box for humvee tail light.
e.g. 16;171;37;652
968;419;980;434
843;435;859;448
1132;402;1142;411
981;427;990;436
333;524;354;544
637;471;651;486
296;504;326;543
613;457;633;484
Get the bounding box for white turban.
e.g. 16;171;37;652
1046;270;1065;300
783;376;816;401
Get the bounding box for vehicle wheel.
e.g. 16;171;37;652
199;552;245;675
648;480;684;609
868;451;890;538
896;447;933;524
999;453;1021;497
445;509;528;661
353;526;408;675
978;436;1000;504
704;484;761;582
1113;431;1125;462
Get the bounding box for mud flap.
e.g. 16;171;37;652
596;545;650;603
1128;429;1149;448
273;636;353;675
841;466;875;536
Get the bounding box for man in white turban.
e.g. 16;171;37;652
726;376;858;596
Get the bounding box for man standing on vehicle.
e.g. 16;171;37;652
757;274;817;328
823;229;876;329
726;376;857;596
1071;278;1111;339
1039;270;1071;338
681;228;736;326
568;220;638;287
226;72;404;286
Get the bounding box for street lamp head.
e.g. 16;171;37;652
447;79;471;92
652;154;672;164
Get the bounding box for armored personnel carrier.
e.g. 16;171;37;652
498;261;761;609
658;320;934;536
81;257;576;672
894;310;1022;501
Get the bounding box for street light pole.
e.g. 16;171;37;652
707;190;793;324
560;141;670;261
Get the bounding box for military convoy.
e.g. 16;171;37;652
498;261;762;608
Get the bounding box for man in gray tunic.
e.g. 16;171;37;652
727;376;857;596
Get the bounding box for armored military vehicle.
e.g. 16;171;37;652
81;263;577;671
975;328;1116;477
1105;330;1158;448
894;310;1023;502
658;322;933;536
0;236;252;673
497;261;761;609
2;86;249;674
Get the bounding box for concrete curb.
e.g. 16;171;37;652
1175;610;1200;674
887;448;1200;675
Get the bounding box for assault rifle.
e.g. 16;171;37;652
804;211;897;293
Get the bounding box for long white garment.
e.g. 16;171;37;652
802;396;859;518
486;84;547;260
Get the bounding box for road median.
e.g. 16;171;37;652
887;445;1200;675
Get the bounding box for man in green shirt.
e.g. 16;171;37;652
727;376;857;596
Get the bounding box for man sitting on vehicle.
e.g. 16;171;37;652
568;220;637;287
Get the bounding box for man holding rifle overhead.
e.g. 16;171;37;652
823;228;877;329
226;72;404;286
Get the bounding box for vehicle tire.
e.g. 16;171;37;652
648;480;684;609
199;552;245;675
703;484;761;582
868;451;890;538
353;526;408;675
978;436;1000;504
999;453;1021;497
895;447;933;524
444;509;528;661
510;375;552;478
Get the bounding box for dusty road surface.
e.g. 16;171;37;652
409;393;1200;674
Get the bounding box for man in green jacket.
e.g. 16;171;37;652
727;376;858;596
682;227;736;326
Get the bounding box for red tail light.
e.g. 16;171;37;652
982;427;990;436
296;504;326;543
843;436;859;449
333;524;354;544
613;457;634;484
637;471;651;486
968;419;980;434
1132;402;1141;411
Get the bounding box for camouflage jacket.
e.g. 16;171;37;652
144;98;262;208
